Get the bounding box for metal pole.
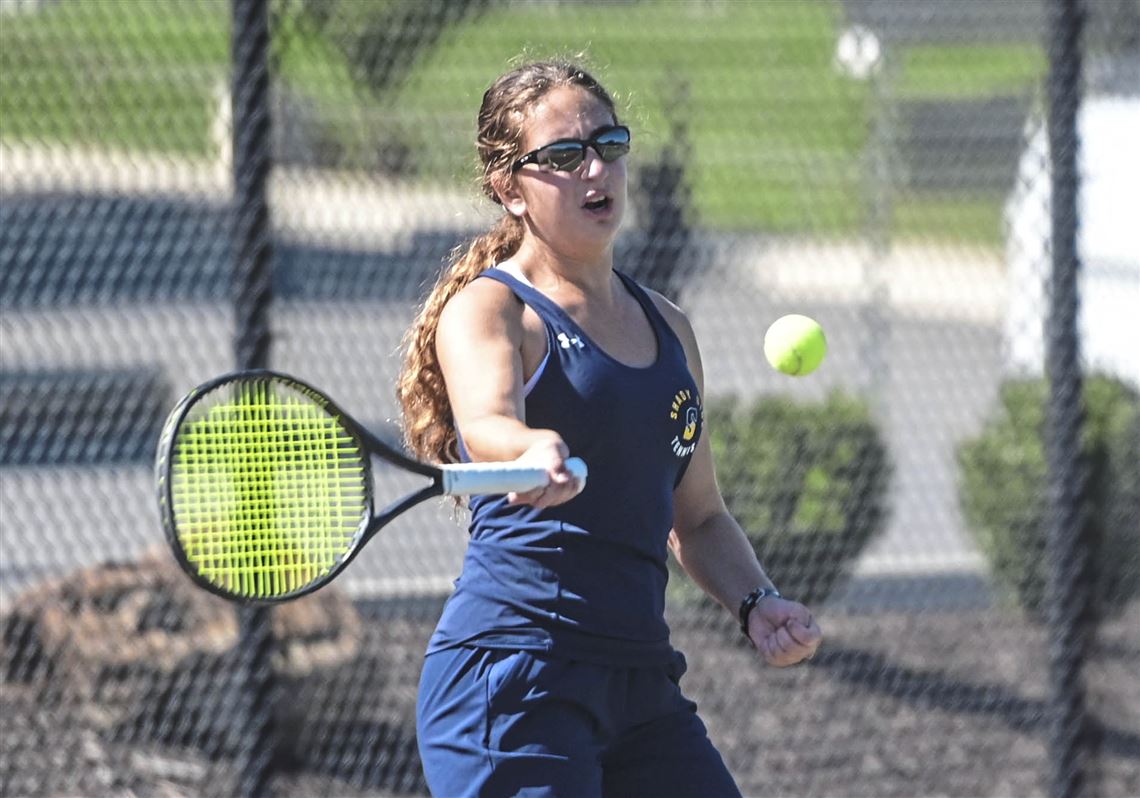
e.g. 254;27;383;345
233;0;273;373
1044;2;1092;797
231;0;277;795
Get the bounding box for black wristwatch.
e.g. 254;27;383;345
738;587;781;636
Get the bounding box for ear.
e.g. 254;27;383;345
493;173;528;219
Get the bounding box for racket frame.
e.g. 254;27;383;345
157;369;582;604
156;369;442;604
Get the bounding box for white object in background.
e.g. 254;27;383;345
834;25;883;81
1005;96;1140;387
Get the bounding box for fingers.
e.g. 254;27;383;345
786;615;820;648
504;438;584;507
754;613;822;668
506;483;578;508
506;464;584;508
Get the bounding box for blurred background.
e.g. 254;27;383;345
1;0;1137;796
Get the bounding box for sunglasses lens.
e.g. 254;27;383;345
595;128;630;163
597;143;629;163
541;144;585;171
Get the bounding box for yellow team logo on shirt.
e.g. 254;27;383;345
668;388;702;457
683;406;699;441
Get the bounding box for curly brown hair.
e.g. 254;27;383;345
397;59;619;464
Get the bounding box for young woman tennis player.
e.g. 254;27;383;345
398;58;822;797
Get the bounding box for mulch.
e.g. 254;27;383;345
3;570;1138;798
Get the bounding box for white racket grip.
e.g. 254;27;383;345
440;457;588;496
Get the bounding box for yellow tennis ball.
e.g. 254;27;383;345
764;314;827;376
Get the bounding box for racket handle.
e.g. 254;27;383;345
440;457;588;496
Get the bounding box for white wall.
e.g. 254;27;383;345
1004;97;1140;386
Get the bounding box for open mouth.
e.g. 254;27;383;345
583;195;611;212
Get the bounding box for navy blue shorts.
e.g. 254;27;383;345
416;646;741;798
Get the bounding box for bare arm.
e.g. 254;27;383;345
435;278;580;507
651;293;822;666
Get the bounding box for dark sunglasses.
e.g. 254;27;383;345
512;125;631;173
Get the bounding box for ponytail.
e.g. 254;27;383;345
397;214;524;463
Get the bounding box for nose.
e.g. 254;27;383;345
581;147;606;178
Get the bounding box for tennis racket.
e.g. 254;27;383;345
155;369;586;604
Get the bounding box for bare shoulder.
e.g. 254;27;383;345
437;272;523;334
643;287;697;347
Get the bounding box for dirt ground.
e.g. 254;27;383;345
3;595;1138;798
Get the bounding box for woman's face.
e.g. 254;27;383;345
504;85;628;261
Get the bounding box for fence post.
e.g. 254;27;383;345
629;77;695;302
231;0;277;796
1044;2;1092;797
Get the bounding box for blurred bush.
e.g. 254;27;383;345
958;375;1140;619
669;392;890;610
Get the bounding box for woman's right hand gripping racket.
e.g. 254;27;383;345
155;369;586;604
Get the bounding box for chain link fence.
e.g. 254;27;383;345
2;1;1138;796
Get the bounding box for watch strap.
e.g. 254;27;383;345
738;587;781;636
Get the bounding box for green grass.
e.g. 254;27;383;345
389;0;870;236
893;193;1005;244
383;1;1024;242
896;43;1045;99
0;0;1034;243
0;0;228;155
0;0;372;156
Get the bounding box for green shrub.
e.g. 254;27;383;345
668;392;890;608
958;375;1140;618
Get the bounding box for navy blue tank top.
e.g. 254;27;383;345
426;268;704;666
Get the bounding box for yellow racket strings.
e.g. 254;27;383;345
170;380;367;598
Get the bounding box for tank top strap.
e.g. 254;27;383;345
612;270;686;357
480;267;685;361
478;267;576;330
